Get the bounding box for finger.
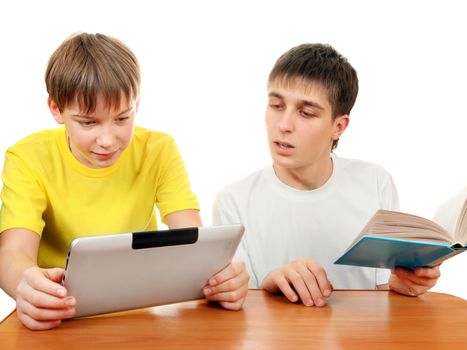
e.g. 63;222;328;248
273;274;300;303
24;268;68;298
296;265;327;307
204;270;249;297
285;267;314;306
398;278;428;296
389;274;416;296
208;261;245;286
306;260;333;297
394;268;436;287
18;313;62;331
205;285;248;305
44;268;66;284
18;298;76;322
218;298;246;311
18;281;76;309
414;266;441;279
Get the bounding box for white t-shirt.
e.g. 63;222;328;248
213;154;399;289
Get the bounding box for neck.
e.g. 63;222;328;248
273;156;334;190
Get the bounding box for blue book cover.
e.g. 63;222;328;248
334;236;466;270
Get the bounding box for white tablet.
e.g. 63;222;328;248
62;224;244;318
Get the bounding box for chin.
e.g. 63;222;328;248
99;159;118;168
271;156;299;169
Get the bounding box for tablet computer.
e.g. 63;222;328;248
62;224;244;318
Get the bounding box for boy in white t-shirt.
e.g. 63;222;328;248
213;43;441;307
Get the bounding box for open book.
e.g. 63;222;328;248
335;199;467;270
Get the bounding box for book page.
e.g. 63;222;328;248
454;199;467;244
350;210;454;247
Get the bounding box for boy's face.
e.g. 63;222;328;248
265;78;348;174
48;95;137;169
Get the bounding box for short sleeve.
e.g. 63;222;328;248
213;189;259;288
376;268;391;286
379;169;400;211
0;149;47;235
154;137;199;223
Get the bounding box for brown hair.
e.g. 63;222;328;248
45;32;140;113
268;43;358;149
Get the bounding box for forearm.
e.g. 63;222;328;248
1;229;74;330
0;229;40;298
0;247;37;298
165;209;202;229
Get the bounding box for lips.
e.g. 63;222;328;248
93;151;117;160
275;141;294;149
272;140;295;156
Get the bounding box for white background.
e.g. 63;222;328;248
0;0;465;312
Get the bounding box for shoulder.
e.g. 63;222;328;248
334;154;393;182
213;169;268;223
133;126;174;145
9;128;62;147
6;128;64;159
216;167;269;201
131;126;179;154
335;154;390;174
333;154;399;209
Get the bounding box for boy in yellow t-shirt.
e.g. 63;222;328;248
0;32;249;330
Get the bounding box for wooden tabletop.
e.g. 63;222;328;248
1;290;466;349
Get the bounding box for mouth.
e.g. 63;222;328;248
93;150;118;160
274;141;294;149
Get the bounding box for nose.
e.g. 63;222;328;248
278;109;294;133
96;126;116;149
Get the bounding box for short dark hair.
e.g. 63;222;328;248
268;43;358;119
45;32;140;113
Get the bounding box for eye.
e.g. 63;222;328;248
300;109;316;118
78;120;96;126
116;117;130;122
269;101;284;110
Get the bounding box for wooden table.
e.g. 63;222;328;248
1;290;466;349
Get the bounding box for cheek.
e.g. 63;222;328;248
265;125;275;141
72;132;95;149
120;125;135;145
265;115;275;133
297;125;326;147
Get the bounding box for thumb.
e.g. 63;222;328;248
43;267;65;284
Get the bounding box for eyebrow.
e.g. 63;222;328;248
72;106;134;119
268;92;324;110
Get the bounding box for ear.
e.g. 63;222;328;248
48;97;63;124
331;115;349;141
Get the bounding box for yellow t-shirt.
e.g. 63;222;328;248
0;126;199;268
